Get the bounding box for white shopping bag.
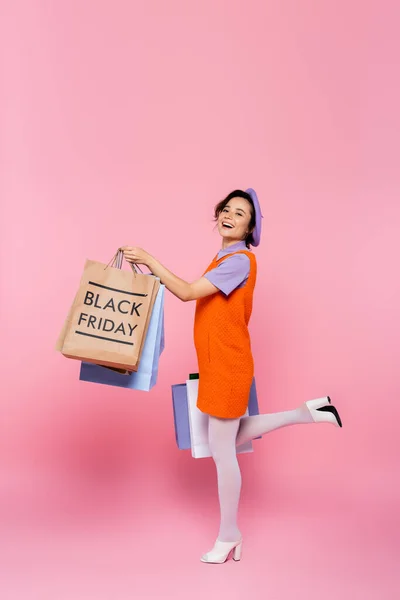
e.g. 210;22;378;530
186;378;253;459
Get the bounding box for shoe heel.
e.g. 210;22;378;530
232;541;242;561
316;405;343;427
305;396;331;411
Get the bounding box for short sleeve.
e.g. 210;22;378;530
204;254;250;296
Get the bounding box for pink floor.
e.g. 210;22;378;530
1;462;397;600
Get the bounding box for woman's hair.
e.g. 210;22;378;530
214;189;256;248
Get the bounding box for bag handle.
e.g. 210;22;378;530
105;250;144;275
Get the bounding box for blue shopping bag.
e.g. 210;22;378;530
79;284;165;392
171;383;192;450
172;376;261;450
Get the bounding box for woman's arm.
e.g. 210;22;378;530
121;246;218;302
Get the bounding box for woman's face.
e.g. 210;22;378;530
217;197;253;244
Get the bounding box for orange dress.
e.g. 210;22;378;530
193;250;257;419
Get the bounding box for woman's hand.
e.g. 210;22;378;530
120;246;153;268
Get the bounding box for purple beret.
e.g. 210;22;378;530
245;188;263;246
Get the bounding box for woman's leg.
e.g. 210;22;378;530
236;404;314;447
206;401;328;544
208;415;242;542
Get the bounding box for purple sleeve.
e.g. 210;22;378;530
204;254;250;296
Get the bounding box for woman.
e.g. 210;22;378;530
121;188;342;564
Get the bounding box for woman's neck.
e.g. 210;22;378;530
221;239;244;250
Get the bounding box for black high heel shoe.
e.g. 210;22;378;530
316;405;343;427
305;397;343;427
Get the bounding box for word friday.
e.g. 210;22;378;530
77;313;137;336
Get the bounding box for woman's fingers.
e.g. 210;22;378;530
122;250;138;263
121;246;137;255
120;246;148;266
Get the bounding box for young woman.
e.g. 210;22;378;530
121;188;342;564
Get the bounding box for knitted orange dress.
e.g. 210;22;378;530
194;250;257;419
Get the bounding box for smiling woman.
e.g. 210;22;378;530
121;188;342;565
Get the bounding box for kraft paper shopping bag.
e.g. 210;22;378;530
79;284;165;391
57;251;158;371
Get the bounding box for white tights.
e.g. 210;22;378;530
207;404;314;542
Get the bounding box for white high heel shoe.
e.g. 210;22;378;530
305;396;343;427
200;539;243;564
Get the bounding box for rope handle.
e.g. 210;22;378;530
105;249;144;275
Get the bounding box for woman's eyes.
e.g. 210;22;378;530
222;208;243;217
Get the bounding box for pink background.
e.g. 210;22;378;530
1;1;399;598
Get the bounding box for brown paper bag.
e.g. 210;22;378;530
57;252;158;371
